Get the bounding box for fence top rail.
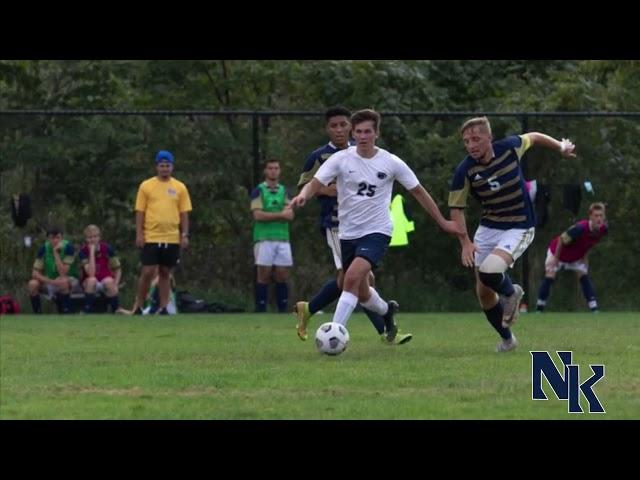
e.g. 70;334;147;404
1;110;640;118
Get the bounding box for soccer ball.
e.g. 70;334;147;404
315;322;350;356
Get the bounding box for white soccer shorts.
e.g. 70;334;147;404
545;248;589;275
325;227;342;270
254;241;293;267
474;225;535;267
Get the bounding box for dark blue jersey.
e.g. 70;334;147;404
298;141;354;233
449;135;535;230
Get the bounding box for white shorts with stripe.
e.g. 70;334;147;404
545;248;588;275
325;227;342;270
254;241;293;267
473;225;535;268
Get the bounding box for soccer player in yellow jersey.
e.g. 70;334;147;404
133;150;192;315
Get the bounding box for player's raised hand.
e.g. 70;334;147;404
560;138;576;158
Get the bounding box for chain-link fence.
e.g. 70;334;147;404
1;110;638;311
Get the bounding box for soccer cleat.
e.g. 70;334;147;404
157;307;169;315
501;284;524;328
294;301;311;341
133;307;143;315
496;333;518;353
382;300;400;343
381;331;413;345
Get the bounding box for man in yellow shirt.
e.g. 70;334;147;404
133;150;192;315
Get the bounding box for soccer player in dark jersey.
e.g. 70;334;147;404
293;107;412;345
536;202;608;313
449;116;576;352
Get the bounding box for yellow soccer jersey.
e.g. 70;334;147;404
135;177;192;243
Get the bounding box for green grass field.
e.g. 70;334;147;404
1;312;638;419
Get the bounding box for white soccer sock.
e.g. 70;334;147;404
359;287;388;315
332;291;359;326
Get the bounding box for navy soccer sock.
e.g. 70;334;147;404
84;293;96;313
276;282;289;313
362;308;385;334
255;283;268;312
484;302;512;340
536;277;554;311
30;295;42;314
108;295;120;313
59;294;71;314
579;275;598;311
479;271;515;296
309;279;341;315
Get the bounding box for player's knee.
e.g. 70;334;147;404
478;254;508;274
27;279;40;293
342;270;361;291
158;267;171;279
84;277;97;289
103;278;117;293
141;267;156;280
56;279;71;294
274;268;289;283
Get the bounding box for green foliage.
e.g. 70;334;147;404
1;60;639;310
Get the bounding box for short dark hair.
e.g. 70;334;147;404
325;106;352;124
351;109;381;131
46;225;62;236
263;159;280;169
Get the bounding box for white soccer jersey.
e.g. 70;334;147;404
314;146;420;240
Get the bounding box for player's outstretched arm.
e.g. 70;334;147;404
290;178;323;209
527;132;576;158
409;185;465;236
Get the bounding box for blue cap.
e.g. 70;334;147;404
155;150;174;164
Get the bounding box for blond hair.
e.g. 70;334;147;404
460;116;492;136
84;224;101;236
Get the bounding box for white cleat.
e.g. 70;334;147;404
496;333;518;353
501;284;524;328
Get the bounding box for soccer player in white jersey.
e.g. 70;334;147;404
290;109;463;343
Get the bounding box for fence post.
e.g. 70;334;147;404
252;113;261;188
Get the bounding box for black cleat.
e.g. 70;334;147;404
382;300;400;342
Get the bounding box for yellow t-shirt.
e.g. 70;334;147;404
135;177;193;243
